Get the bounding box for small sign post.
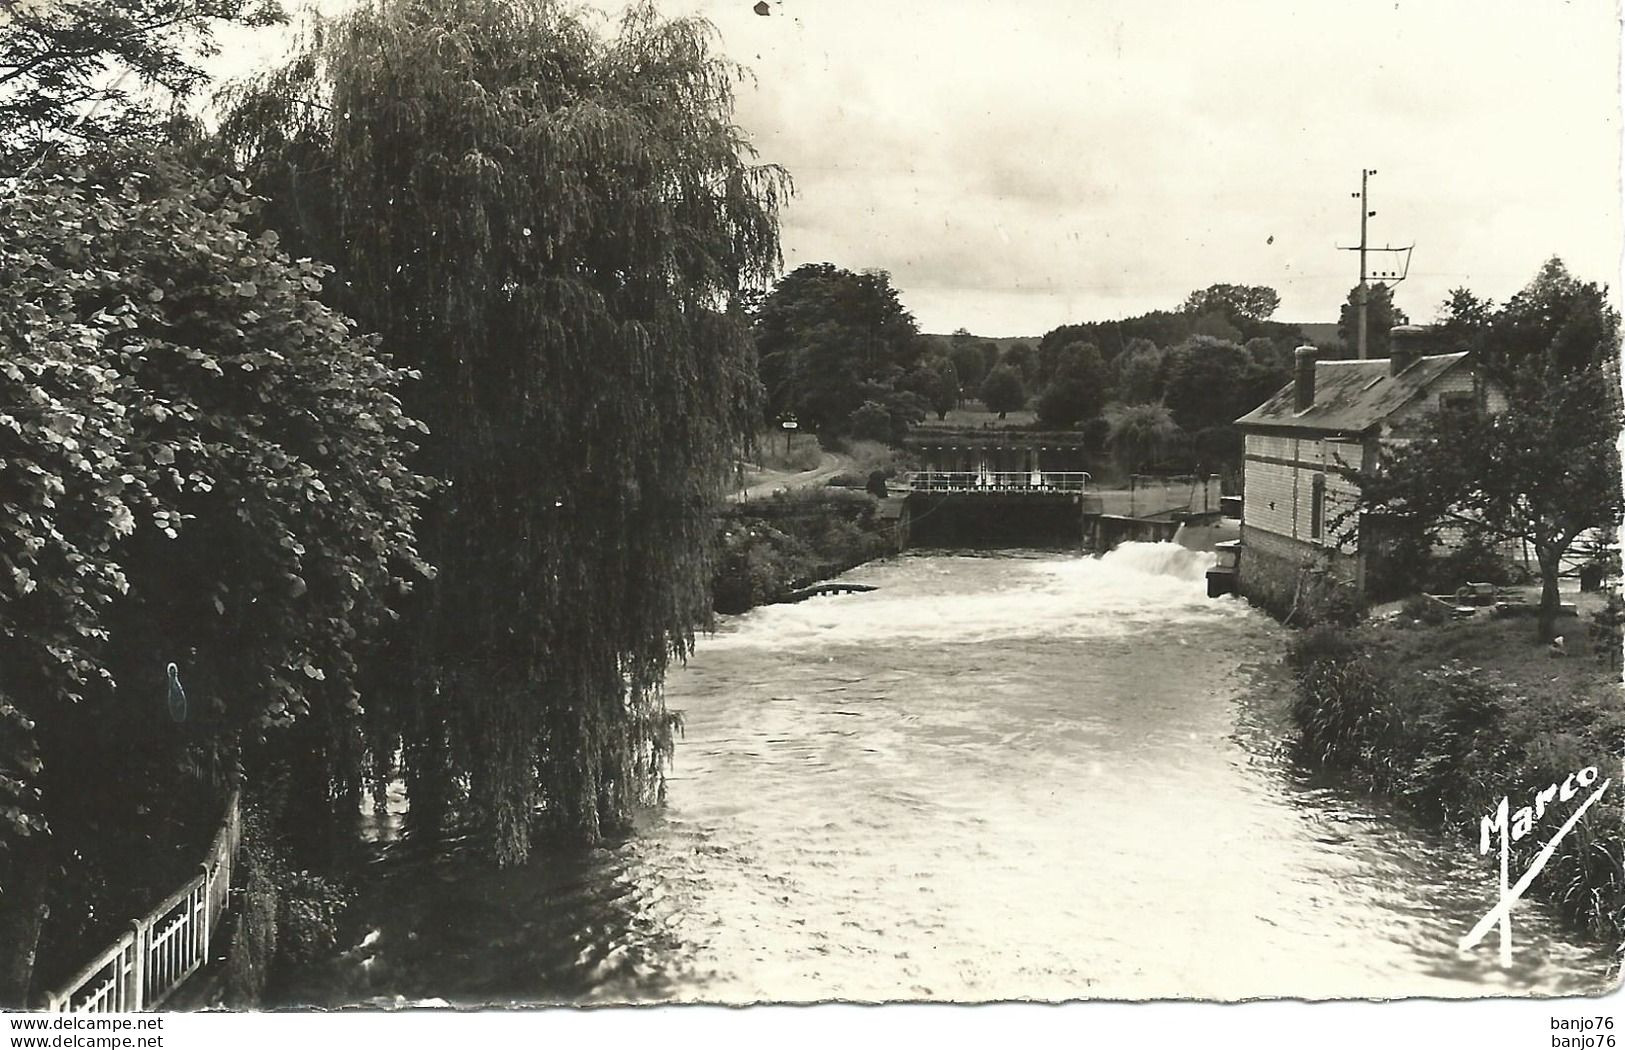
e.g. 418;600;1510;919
780;416;799;456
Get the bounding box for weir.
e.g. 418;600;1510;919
896;459;1222;552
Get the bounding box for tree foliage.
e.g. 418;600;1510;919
902;357;957;421
1112;340;1164;404
1034;341;1108;429
0;0;282;161
1104;402;1181;474
978;365;1025;419
930;357;960;419
1157;333;1291;439
999;340;1036;384
1353;259;1623;640
221;0;786;863
1036;282;1298;381
752;263;919;433
948;329;988;395
1181;283;1281;325
1337;281;1409;358
0;151;429;1000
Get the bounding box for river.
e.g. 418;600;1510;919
279;544;1617;1005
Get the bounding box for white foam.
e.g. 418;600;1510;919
702;543;1241;651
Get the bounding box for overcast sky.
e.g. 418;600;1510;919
211;0;1624;336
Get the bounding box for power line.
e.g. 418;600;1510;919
1336;169;1415;358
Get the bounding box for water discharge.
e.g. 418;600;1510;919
285;544;1618;1005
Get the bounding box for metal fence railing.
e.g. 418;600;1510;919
906;470;1092;492
42;790;242;1013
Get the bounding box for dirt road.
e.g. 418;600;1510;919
734;451;853;501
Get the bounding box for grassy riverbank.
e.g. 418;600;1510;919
711;488;900;614
1287;607;1625;950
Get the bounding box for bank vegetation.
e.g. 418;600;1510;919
1288;613;1625;948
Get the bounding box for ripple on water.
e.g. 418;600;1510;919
286;546;1619;1005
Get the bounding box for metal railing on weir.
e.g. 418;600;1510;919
905;470;1092;493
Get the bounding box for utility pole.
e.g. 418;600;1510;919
1354;169;1374;359
1337;169;1415;360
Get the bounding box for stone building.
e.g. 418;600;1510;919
1232;325;1507;614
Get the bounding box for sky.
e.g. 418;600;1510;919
208;0;1625;336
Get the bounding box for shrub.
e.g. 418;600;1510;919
1288;572;1364;627
847;401;894;444
753;432;824;473
1426;535;1528;591
711;489;899;613
277;870;355;964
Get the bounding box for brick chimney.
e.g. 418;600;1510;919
1388;324;1425;375
1294;345;1318;412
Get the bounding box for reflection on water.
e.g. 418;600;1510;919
279;545;1619;1005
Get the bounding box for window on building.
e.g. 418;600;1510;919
1310;473;1326;541
1440;392;1476;420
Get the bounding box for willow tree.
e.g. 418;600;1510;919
220;0;785;863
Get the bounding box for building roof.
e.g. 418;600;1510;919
1234;352;1470;433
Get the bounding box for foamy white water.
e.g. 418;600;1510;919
704;543;1243;650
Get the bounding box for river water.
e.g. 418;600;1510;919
282;545;1617;1005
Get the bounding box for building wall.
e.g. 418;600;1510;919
1241;432;1366;555
1384;365;1509;437
1236;523;1362;619
1240;361;1518;608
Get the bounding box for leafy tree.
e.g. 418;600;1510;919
927;357;960;420
1114;341;1166;404
1189;424;1243;472
222;0;785;863
0;0;283;160
1483;257;1618;377
849;381;926;443
979;339;1001;374
1078;415;1112;454
1181;283;1282;325
1187;311;1243;343
1352;260;1623;641
949;341;988;399
1035;342;1108;428
1240;337;1294;409
1000;341;1037;384
847;400;894;443
1160;337;1253;431
1337;281;1409;358
1104;403;1183;474
0;152;429;1003
902;358;955;421
1036;294;1305;376
979;365;1026;419
750;264;919;430
1433;287;1494;352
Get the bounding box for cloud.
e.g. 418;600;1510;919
207;0;1622;335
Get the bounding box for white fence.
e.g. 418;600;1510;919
907;470;1092;492
43;791;242;1012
